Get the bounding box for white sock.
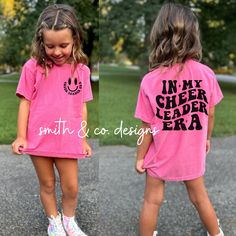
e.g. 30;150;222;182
48;213;59;219
62;214;75;228
217;228;224;236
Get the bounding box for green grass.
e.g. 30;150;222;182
1;66;236;145
214;82;236;136
100;64;236;146
100;64;142;146
87;81;98;137
0;83;19;144
0;73;19;80
0;74;98;144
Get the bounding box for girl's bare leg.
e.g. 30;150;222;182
54;158;79;217
31;156;57;217
184;176;220;236
140;174;165;236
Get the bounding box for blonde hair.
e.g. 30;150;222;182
149;3;202;70
31;4;88;74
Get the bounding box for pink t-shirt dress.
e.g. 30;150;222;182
16;58;93;159
135;59;223;181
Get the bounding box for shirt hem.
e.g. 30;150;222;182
134;113;152;124
147;169;205;181
16;91;31;101
22;150;86;159
83;96;93;102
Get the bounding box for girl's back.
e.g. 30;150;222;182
135;3;224;236
135;59;223;180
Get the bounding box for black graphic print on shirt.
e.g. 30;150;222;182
155;80;208;130
64;77;82;95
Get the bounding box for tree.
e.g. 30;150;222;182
0;0;98;70
100;0;236;69
195;0;236;68
0;0;32;68
56;0;99;67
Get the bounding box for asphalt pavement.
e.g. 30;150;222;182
0;137;236;236
99;136;236;236
0;140;99;236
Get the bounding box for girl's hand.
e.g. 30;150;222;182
136;159;146;174
12;137;27;155
82;140;92;157
206;139;211;154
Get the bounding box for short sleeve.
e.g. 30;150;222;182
134;83;155;123
209;76;224;108
16;60;36;101
82;65;93;102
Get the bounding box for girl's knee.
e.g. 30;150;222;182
61;183;78;198
144;193;164;207
188;193;198;206
185;177;209;206
188;191;209;207
144;175;165;207
40;179;55;194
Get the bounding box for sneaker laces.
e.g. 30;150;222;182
48;214;66;236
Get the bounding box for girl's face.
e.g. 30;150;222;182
43;28;74;65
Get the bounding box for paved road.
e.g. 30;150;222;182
99;136;236;236
216;74;236;83
1;137;236;236
0;140;99;236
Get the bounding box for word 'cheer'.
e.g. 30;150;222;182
155;79;208;130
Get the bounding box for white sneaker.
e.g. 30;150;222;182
153;230;158;236
48;213;67;236
62;215;88;236
207;219;224;236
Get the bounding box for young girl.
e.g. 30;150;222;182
12;4;93;236
135;3;224;236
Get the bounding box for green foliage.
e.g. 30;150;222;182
0;0;98;69
56;0;99;65
195;0;236;68
99;64;236;146
0;0;48;68
100;0;236;69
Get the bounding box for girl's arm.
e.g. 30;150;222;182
206;106;215;154
12;98;30;154
82;102;92;157
136;122;153;174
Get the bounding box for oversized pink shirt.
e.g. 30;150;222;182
16;58;93;159
135;59;223;181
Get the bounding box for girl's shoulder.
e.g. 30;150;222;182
23;58;37;68
22;58;43;73
140;67;163;87
75;63;90;74
187;59;215;77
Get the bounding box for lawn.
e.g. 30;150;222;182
100;64;236;146
213;82;236;136
1;65;236;145
0;73;98;144
99;64;143;146
0;82;18;144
